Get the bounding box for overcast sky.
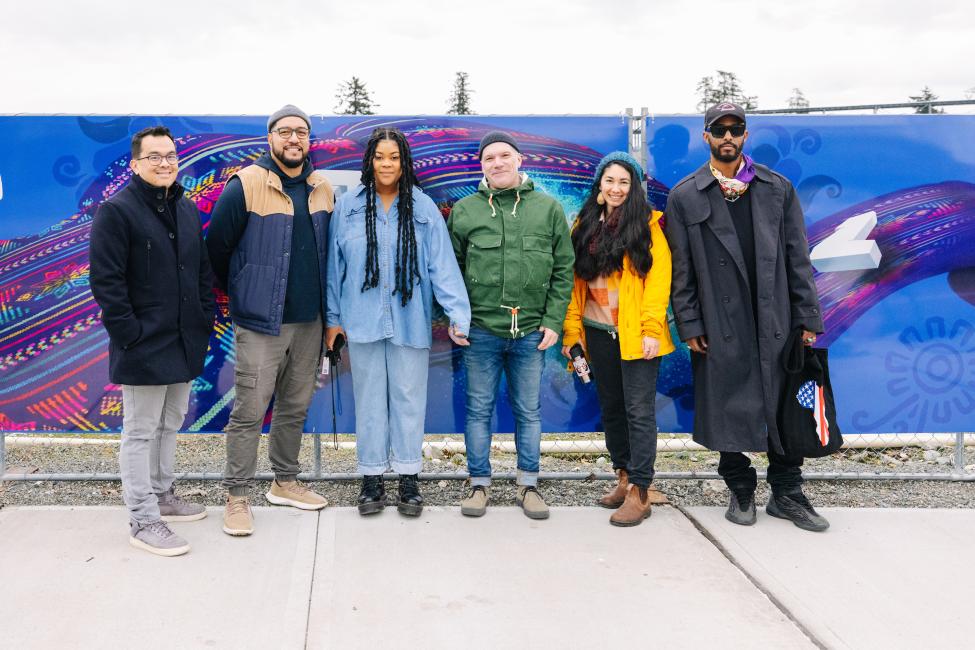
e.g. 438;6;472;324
2;0;972;116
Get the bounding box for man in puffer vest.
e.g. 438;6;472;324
448;131;575;520
207;105;334;536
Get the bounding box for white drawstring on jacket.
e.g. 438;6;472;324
500;305;521;337
487;190;522;218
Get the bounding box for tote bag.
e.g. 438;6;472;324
778;329;843;458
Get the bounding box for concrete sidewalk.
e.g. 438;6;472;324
1;504;970;649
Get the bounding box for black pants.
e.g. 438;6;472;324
585;326;660;488
717;446;804;496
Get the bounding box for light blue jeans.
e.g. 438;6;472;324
120;382;191;524
348;340;429;475
463;327;544;487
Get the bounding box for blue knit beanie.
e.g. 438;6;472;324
593;151;645;186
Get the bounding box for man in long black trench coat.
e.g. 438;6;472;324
664;102;829;532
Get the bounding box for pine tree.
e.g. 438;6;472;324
695;70;758;111
447;72;475;115
909;86;943;114
695;76;720;112
787;88;810;112
335;76;378;115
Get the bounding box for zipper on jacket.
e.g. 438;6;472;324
146;240;151;277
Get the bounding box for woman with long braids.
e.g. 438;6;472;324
561;151;675;527
326;127;470;517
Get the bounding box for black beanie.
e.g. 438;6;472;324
478;131;521;158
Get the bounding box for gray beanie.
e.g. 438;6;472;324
267;104;311;132
478;131;521;158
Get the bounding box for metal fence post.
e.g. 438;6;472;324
954;431;965;475
627;107;649;180
313;432;322;479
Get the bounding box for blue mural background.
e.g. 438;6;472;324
647;115;975;434
0;114;972;434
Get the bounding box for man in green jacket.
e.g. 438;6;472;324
448;131;575;520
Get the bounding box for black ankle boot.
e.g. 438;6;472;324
397;474;424;517
358;475;386;515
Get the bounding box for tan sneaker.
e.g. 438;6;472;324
460;485;489;517
265;479;328;511
516;486;550;520
223;495;254;536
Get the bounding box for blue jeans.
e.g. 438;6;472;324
348;340;429;475
463;326;544;487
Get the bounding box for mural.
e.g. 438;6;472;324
0;114;972;434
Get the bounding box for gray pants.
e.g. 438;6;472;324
120;382;191;524
223;318;322;495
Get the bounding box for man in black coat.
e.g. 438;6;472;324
665;103;829;532
89;126;216;556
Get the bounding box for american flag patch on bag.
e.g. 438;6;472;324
796;380;830;447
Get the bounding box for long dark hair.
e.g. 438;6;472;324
360;127;421;306
571;160;652;280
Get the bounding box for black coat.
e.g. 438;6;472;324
664;163;824;453
89;176;216;385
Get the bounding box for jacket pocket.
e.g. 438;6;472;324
466;234;502;286
522;235;553;289
230;264;276;323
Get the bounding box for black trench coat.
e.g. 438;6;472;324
664;163;824;453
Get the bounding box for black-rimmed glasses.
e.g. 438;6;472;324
272;127;310;140
136;153;179;166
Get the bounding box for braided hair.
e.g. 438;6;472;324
360;127;421;306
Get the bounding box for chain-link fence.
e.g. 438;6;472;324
2;430;973;483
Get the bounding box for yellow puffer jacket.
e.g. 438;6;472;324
562;210;675;360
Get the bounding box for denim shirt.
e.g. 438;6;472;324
326;184;471;348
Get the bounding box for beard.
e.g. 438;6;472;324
273;143;307;169
710;140;741;164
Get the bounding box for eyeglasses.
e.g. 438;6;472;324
271;127;311;140
707;124;746;138
136;153;179;166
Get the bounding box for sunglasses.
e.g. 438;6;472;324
708;124;746;138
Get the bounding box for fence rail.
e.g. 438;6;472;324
3;430;973;483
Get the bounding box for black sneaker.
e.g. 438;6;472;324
397;474;424;517
725;490;757;526
766;491;829;532
357;475;386;515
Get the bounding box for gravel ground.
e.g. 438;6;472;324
3;434;975;510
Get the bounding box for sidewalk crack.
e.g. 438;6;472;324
303;511;321;650
676;505;830;650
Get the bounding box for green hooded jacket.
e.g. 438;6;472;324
448;174;575;338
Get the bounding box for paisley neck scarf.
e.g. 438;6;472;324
710;154;757;202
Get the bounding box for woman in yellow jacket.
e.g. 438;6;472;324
561;151;674;527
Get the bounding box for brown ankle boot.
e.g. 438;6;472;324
598;469;629;509
610;485;652;527
646;487;669;505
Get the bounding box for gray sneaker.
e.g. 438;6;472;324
157;488;207;522
725;490;757;526
129;520;190;557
